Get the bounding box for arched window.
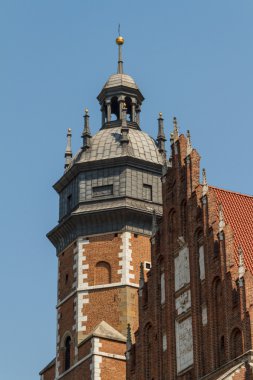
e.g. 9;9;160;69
125;96;132;121
213;240;220;257
111;96;119;120
64;336;71;371
144;324;152;380
168;209;176;247
94;261;111;285
231;328;243;359
220;335;225;364
213;277;224;365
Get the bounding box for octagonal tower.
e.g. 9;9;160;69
41;36;165;380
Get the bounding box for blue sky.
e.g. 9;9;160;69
0;1;253;379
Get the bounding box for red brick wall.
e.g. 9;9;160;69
58;242;75;301
56;231;151;379
128;133;253;380
41;363;55;380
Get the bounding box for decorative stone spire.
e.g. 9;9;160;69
139;262;145;290
202;168;208;196
186;130;192;156
218;203;225;232
116;33;124;74
173;117;179;141
64;128;72;169
238;245;245;286
126;323;132;351
121;103;129;145
157;112;166;154
81;108;92;150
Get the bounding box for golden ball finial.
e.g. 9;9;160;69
116;35;124;45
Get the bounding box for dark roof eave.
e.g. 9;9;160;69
97;85;144;103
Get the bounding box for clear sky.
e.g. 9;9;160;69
0;1;253;379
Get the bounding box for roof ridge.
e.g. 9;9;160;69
209;185;253;199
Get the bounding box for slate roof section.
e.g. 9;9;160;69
211;186;253;274
69;127;164;169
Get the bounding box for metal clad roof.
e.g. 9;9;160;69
69;127;163;168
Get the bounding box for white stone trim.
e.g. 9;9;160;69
90;338;102;380
176;316;193;373
98;351;126;360
161;272;165;304
175;290;191;315
198;245;205;280
163;334;167;352
83;282;139;291
56;283;140;308
74;238;90;335
57;290;76;307
202;304;208;326
118;232;134;284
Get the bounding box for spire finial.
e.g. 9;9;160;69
202;168;208;196
82;108;92;150
186;130;192;156
64;128;72;169
116;29;124;74
157;112;166;155
173;117;179;140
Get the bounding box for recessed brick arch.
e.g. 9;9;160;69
94;261;111;285
230;327;243;359
144;323;153;380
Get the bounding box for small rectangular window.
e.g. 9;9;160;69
144;262;151;270
92;185;113;197
143;184;152;201
67;194;72;213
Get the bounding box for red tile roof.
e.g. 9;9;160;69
210;186;253;274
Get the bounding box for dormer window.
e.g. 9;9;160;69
92;185;113;198
143;184;152;201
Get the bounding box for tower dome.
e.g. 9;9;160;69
103;73;139;90
68;126;164;170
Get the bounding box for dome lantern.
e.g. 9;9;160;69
97;35;144;130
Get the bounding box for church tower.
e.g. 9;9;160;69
40;36;165;380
